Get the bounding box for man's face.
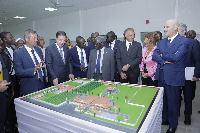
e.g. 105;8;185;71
26;33;38;47
77;38;86;49
106;33;115;43
164;20;177;38
56;35;66;47
6;33;15;45
91;33;99;42
16;40;24;48
94;39;103;50
178;28;186;37
38;37;45;46
125;30;135;42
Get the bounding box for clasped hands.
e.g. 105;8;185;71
80;66;87;72
0;80;11;93
120;64;130;79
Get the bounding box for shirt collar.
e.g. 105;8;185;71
25;45;34;52
168;33;178;42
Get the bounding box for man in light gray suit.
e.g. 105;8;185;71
116;28;142;84
87;36;114;81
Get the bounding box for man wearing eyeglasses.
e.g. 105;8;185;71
87;36;114;81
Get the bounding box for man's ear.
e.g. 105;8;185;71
174;25;179;31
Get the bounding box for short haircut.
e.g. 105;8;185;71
76;36;84;43
24;29;37;40
0;31;10;41
179;23;187;32
56;31;66;38
186;30;196;39
124;28;134;35
95;36;104;43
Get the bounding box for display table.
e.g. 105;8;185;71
14;80;163;133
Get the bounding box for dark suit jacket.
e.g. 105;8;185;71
0;54;9;130
45;44;72;84
1;43;15;75
185;38;200;78
104;40;121;57
88;41;95;50
152;34;189;86
87;48;114;81
70;46;90;78
13;46;46;95
116;41;142;77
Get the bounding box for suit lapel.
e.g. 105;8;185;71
53;44;64;64
23;47;35;67
168;35;180;50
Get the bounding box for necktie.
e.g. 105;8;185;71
96;50;101;73
59;47;65;64
31;49;43;82
167;39;171;47
128;43;132;56
80;49;85;67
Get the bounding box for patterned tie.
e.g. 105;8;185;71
59;47;65;64
167;39;171;48
128;43;132;56
96;50;101;73
31;49;43;82
80;49;85;67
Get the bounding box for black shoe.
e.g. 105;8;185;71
162;121;169;125
166;127;176;133
198;111;200;113
184;117;191;125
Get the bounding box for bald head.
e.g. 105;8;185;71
164;19;179;38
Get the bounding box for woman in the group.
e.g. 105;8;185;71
140;32;160;86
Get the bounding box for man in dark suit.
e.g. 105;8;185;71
88;32;99;50
70;36;90;78
14;29;46;95
152;19;189;133
0;31;19;132
87;36;114;81
45;31;74;86
116;28;142;84
179;25;200;125
104;31;121;82
0;40;10;133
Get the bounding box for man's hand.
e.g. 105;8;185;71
122;65;129;72
53;78;58;86
0;80;11;92
69;74;74;80
192;77;199;81
80;66;87;71
120;72;127;79
34;61;45;72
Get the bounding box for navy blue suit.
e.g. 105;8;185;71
88;41;95;50
70;46;90;78
104;40;121;82
152;34;189;129
13;46;46;95
183;38;200;118
0;54;11;133
45;44;73;85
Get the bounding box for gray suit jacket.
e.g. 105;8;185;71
87;48;114;81
116;41;142;77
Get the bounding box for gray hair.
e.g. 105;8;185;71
179;23;187;32
24;29;37;40
124;28;134;35
95;36;104;43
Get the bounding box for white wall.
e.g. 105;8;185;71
1;0;199;47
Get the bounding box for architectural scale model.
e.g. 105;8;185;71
23;78;159;132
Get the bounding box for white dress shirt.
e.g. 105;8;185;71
55;43;65;61
95;47;105;73
126;40;132;51
24;45;44;77
76;46;87;67
110;40;116;50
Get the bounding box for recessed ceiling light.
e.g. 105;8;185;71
45;7;57;11
14;16;26;19
0;23;2;24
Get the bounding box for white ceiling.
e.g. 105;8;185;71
0;0;131;27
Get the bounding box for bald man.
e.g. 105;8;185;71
152;19;189;133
